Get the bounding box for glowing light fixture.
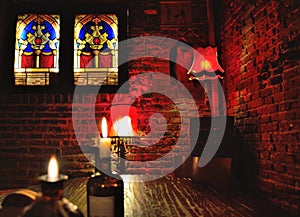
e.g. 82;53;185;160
188;46;224;80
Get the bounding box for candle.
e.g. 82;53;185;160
21;155;84;217
99;117;111;159
38;155;67;183
47;155;59;182
37;155;68;199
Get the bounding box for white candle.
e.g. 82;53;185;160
100;117;111;159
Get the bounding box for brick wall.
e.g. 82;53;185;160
220;0;300;214
2;0;298;214
0;0;209;189
0;94;92;187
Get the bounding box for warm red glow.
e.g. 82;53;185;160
199;59;213;71
113;116;137;137
109;105;138;137
188;46;224;80
101;117;108;138
47;155;59;181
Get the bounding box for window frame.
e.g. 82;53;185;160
1;0;129;94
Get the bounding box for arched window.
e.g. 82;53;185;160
14;14;60;86
74;14;118;86
5;0;128;92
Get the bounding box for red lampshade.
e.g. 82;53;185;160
188;46;224;80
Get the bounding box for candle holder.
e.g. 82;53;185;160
109;136;140;174
110;136;140;154
98;116;141;174
21;158;84;217
38;174;68;199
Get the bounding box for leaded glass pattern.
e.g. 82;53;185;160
74;14;118;85
14;14;60;86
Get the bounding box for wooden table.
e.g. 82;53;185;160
61;175;291;217
0;175;293;217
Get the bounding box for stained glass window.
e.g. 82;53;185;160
14;14;60;86
74;14;118;85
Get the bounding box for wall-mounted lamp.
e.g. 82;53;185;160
188;46;224;81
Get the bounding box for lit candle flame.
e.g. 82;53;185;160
100;117;111;158
47;155;59;181
102;117;108;138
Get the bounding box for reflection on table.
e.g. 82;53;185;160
0;175;291;217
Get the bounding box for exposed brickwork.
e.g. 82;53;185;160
221;0;300;214
1;0;298;214
0;0;209;189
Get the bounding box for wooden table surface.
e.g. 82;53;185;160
0;175;294;217
62;175;291;217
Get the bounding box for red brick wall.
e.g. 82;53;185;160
1;0;298;214
0;94;92;187
220;0;300;214
0;0;209;189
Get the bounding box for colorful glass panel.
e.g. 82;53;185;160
74;14;118;85
14;14;60;86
